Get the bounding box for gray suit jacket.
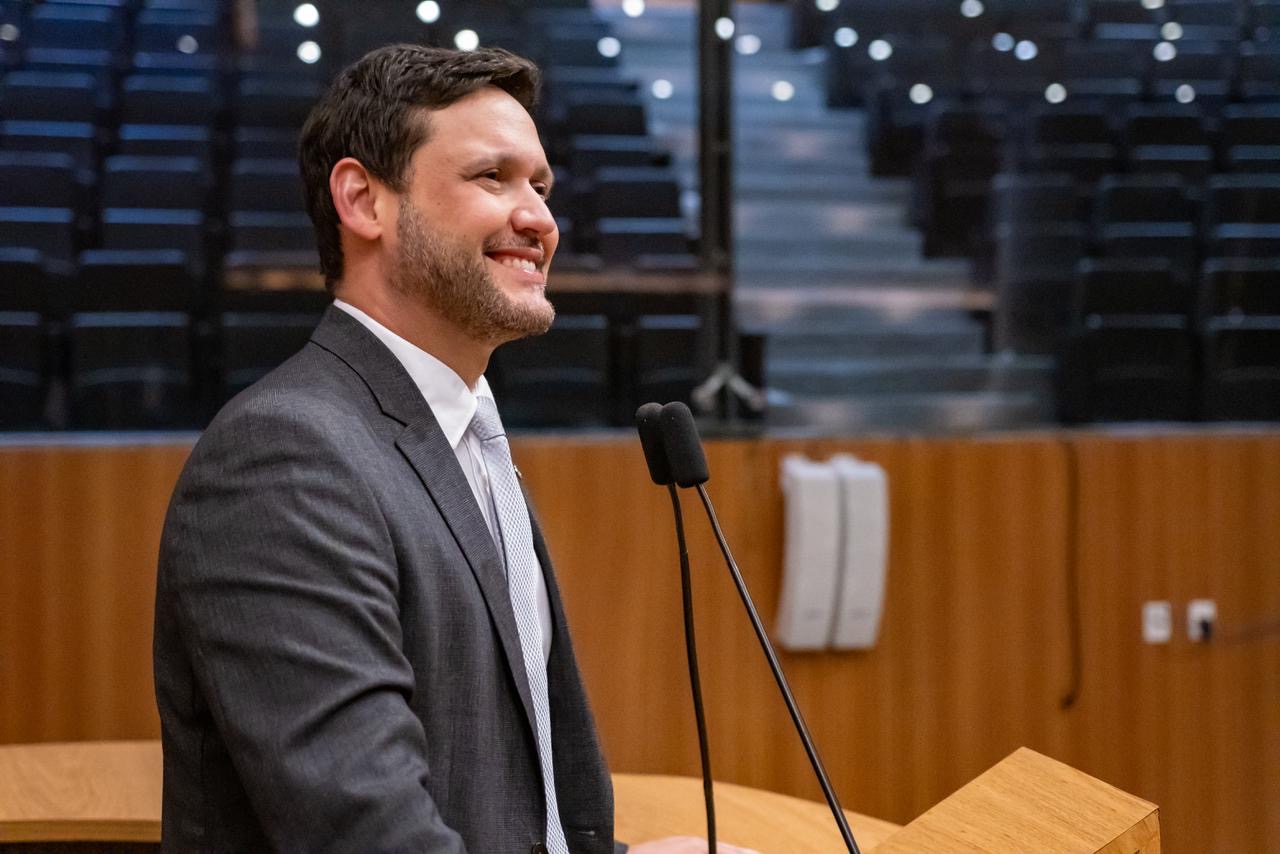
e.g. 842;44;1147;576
154;306;618;853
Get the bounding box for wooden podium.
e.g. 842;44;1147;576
616;748;1159;853
0;741;1158;852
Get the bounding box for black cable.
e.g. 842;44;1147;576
694;485;860;854
668;484;716;852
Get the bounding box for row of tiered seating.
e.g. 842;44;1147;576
1;0;704;430
808;0;1280;421
0;295;714;430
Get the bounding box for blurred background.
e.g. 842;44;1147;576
0;0;1277;851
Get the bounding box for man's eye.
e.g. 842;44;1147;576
479;170;500;181
534;184;551;199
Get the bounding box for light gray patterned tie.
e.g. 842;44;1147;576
471;396;569;854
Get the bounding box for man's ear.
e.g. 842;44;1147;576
330;157;385;242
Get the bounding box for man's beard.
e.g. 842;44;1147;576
389;198;555;344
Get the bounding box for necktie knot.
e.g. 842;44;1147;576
471;395;505;443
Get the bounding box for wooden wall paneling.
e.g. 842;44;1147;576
0;446;188;745
2;432;1278;853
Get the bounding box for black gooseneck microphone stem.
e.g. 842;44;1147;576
668;483;717;852
695;484;860;854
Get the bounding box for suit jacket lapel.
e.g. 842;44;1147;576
310;307;540;740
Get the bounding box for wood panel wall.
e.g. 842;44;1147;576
1;431;1277;853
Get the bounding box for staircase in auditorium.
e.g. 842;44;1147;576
604;0;1057;431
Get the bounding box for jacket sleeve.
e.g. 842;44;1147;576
158;402;465;853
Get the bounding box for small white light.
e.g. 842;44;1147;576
176;34;198;54
771;80;795;101
868;39;893;61
908;83;934;104
714;17;735;40
1014;39;1038;60
597;36;621;58
992;32;1014;52
651;78;673;99
1154;41;1177;61
815;0;840;11
0;23;19;42
736;33;762;55
1141;0;1165;8
833;26;857;48
296;40;321;63
1175;83;1196;103
1045;82;1068;103
293;3;319;27
1161;21;1183;40
960;0;985;18
622;0;646;17
454;29;479;51
416;1;441;24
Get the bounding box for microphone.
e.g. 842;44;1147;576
657;402;861;854
634;404;716;852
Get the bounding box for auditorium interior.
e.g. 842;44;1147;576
0;0;1277;850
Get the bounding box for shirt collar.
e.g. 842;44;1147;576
333;300;492;449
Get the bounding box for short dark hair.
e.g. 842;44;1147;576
299;44;541;289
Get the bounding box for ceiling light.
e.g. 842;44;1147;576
815;0;840;11
1175;84;1196;103
651;79;673;99
1161;21;1183;40
771;80;795;101
454;29;479;51
1045;82;1067;103
736;34;762;55
296;40;321;63
293;3;319;27
715;17;735;40
1153;41;1177;61
597;36;621;58
908;83;934;104
992;32;1014;52
622;0;645;17
1014;40;1038;60
833;27;857;48
416;1;441;24
868;39;893;61
960;0;984;18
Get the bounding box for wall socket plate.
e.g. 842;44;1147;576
1142;601;1172;644
1188;599;1217;642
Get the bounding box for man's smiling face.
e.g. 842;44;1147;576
387;85;558;345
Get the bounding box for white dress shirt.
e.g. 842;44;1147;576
333;300;553;662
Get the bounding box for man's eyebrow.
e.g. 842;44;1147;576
461;151;553;184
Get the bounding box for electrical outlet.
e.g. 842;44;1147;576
1187;599;1217;642
1142;601;1172;644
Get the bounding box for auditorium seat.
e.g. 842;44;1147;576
917;104;1006;256
632;313;711;409
100;155;209;277
75;249;198;312
0;70;104;123
1094;175;1200;281
226;158;314;258
1236;41;1280;100
994;221;1087;353
216;311;321;403
117;124;213;164
0;247;50;313
1075;258;1191;321
66;311;198;429
1;120;96;172
490;313;610;427
120;74;219;127
1205;174;1280;257
134;8;221;57
1199;257;1280;318
1147;41;1234;104
26;3;126;53
0;151;80;268
1126;103;1213;184
564;91;648;136
234;75;324;130
1058;319;1198;422
1201;321;1280;419
1220;103;1280;173
0;310;46;428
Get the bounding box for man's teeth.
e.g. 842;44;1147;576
495;256;537;272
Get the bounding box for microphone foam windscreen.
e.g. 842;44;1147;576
635;403;673;486
659;402;709;488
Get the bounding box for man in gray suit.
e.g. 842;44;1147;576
154;44;746;854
